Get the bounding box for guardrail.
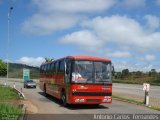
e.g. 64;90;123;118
0;77;39;84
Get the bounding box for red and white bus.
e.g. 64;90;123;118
39;56;113;106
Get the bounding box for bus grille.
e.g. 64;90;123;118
86;99;101;102
72;92;112;96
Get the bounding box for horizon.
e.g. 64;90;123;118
0;0;160;72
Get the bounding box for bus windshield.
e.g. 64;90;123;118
72;61;112;84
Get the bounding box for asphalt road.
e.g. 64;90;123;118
0;78;160;120
113;83;160;99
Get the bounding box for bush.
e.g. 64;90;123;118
0;60;7;76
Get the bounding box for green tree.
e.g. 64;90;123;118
149;69;157;77
122;69;129;76
0;59;7;76
121;69;129;79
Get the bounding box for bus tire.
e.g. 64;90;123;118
44;84;48;97
61;91;67;107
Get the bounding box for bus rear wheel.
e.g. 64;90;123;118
61;92;67;107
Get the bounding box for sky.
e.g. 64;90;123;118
0;0;160;72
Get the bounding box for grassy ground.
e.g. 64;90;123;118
0;85;22;120
0;103;22;120
0;85;19;101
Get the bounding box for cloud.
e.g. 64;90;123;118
22;0;116;35
17;57;45;67
145;54;156;61
138;54;156;62
107;51;132;58
61;15;160;55
60;30;104;52
22;13;82;35
114;61;160;72
144;15;160;31
32;0;116;13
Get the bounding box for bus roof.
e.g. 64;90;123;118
66;55;111;62
41;55;111;65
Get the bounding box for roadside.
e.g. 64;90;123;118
113;83;160;111
0;85;23;120
0;78;160;115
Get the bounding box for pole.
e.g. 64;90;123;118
146;91;149;106
143;84;150;106
5;7;13;86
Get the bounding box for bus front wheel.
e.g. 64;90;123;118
61;92;67;107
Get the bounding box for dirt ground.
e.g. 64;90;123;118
22;100;38;114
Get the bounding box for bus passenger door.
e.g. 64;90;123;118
65;59;72;103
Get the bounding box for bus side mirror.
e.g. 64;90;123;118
112;65;115;76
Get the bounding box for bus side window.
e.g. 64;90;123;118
59;60;64;74
44;64;47;74
40;66;42;73
48;63;51;75
65;59;71;83
53;62;56;74
50;62;54;74
55;61;59;74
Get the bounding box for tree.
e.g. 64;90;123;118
0;59;7;76
151;69;156;73
122;69;129;76
149;69;157;77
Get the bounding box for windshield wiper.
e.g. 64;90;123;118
96;79;110;83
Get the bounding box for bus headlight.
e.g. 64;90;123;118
79;99;84;102
75;99;85;102
75;99;80;102
102;98;111;102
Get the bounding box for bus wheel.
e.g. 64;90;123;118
44;84;48;97
61;92;67;107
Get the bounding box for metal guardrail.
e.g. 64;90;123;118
0;77;39;84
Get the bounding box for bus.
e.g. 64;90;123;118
39;56;113;106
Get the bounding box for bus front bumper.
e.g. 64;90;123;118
69;96;112;104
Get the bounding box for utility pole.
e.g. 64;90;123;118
5;7;13;86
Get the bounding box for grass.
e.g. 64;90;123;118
0;85;22;120
0;85;19;101
113;95;143;105
0;103;22;120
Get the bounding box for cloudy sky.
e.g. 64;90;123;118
0;0;160;72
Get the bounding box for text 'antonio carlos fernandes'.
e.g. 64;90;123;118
93;114;159;120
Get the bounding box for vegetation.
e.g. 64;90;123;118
0;85;19;101
0;103;22;120
0;59;7;76
113;95;143;105
0;85;22;120
113;69;160;85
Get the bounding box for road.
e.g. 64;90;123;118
113;83;160;99
0;78;160;120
